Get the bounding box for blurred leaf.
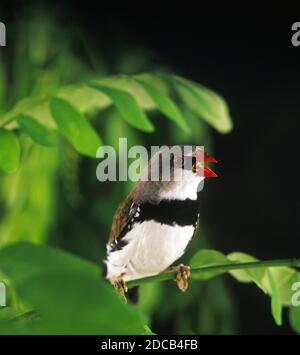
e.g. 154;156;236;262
0;129;20;173
0;136;59;246
134;73;168;93
227;252;268;292
268;270;282;326
135;77;190;133
270;267;300;305
289;307;300;334
164;74;233;133
12;31;34;102
90;84;154;132
49;97;102;158
0;85;111;130
195;278;237;335
0;308;37;334
227;252;299;325
1;72;234;139
0;242;145;334
190;249;230;280
143;325;156;335
0;56;7;111
190;248;300;327
228;252;300;305
0;96;47;127
138;282;163;317
58;84;111;114
16;114;56;147
0;307;23;323
95;75;156;109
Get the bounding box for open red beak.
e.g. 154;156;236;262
195;150;218;178
204;152;218;177
204;152;218;164
203;166;218;178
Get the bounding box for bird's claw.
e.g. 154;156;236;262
174;264;190;292
113;275;128;302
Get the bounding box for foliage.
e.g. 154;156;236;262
0;243;299;334
0;73;232;167
190;250;300;326
0;243;145;334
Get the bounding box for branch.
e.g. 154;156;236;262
127;257;300;288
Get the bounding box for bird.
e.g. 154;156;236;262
105;145;217;296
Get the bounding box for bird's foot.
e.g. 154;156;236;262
170;264;190;292
113;275;128;302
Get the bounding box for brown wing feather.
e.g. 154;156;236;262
107;180;160;245
108;193;135;244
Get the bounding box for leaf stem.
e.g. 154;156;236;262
127;258;300;288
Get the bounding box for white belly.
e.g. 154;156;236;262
106;221;194;282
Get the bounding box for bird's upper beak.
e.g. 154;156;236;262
195;150;218;178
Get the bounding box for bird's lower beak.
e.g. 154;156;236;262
203;166;218;177
195;150;218;178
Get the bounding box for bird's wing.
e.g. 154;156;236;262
108;194;138;245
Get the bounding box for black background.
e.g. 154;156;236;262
2;1;300;334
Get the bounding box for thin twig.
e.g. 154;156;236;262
127;258;300;288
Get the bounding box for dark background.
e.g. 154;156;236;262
2;1;300;334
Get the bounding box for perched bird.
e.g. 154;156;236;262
105;146;217;295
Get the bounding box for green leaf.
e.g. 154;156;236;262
0;242;145;335
164;74;233;133
59;84;111;114
1;72;234;139
143;325;156;335
16;114;56;147
0;308;37;334
0;129;20;173
190;248;300;327
0;84;111;130
227;252;268;292
138;282;163;317
94;74;157;110
135;78;190;133
190;249;230;280
134;73;168;93
289;306;300;334
270;267;300;306
0;56;7;112
89;84;154;132
228;252;300;304
268;270;282;326
49;97;102;158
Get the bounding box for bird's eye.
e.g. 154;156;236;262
181;156;196;171
173;155;184;168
